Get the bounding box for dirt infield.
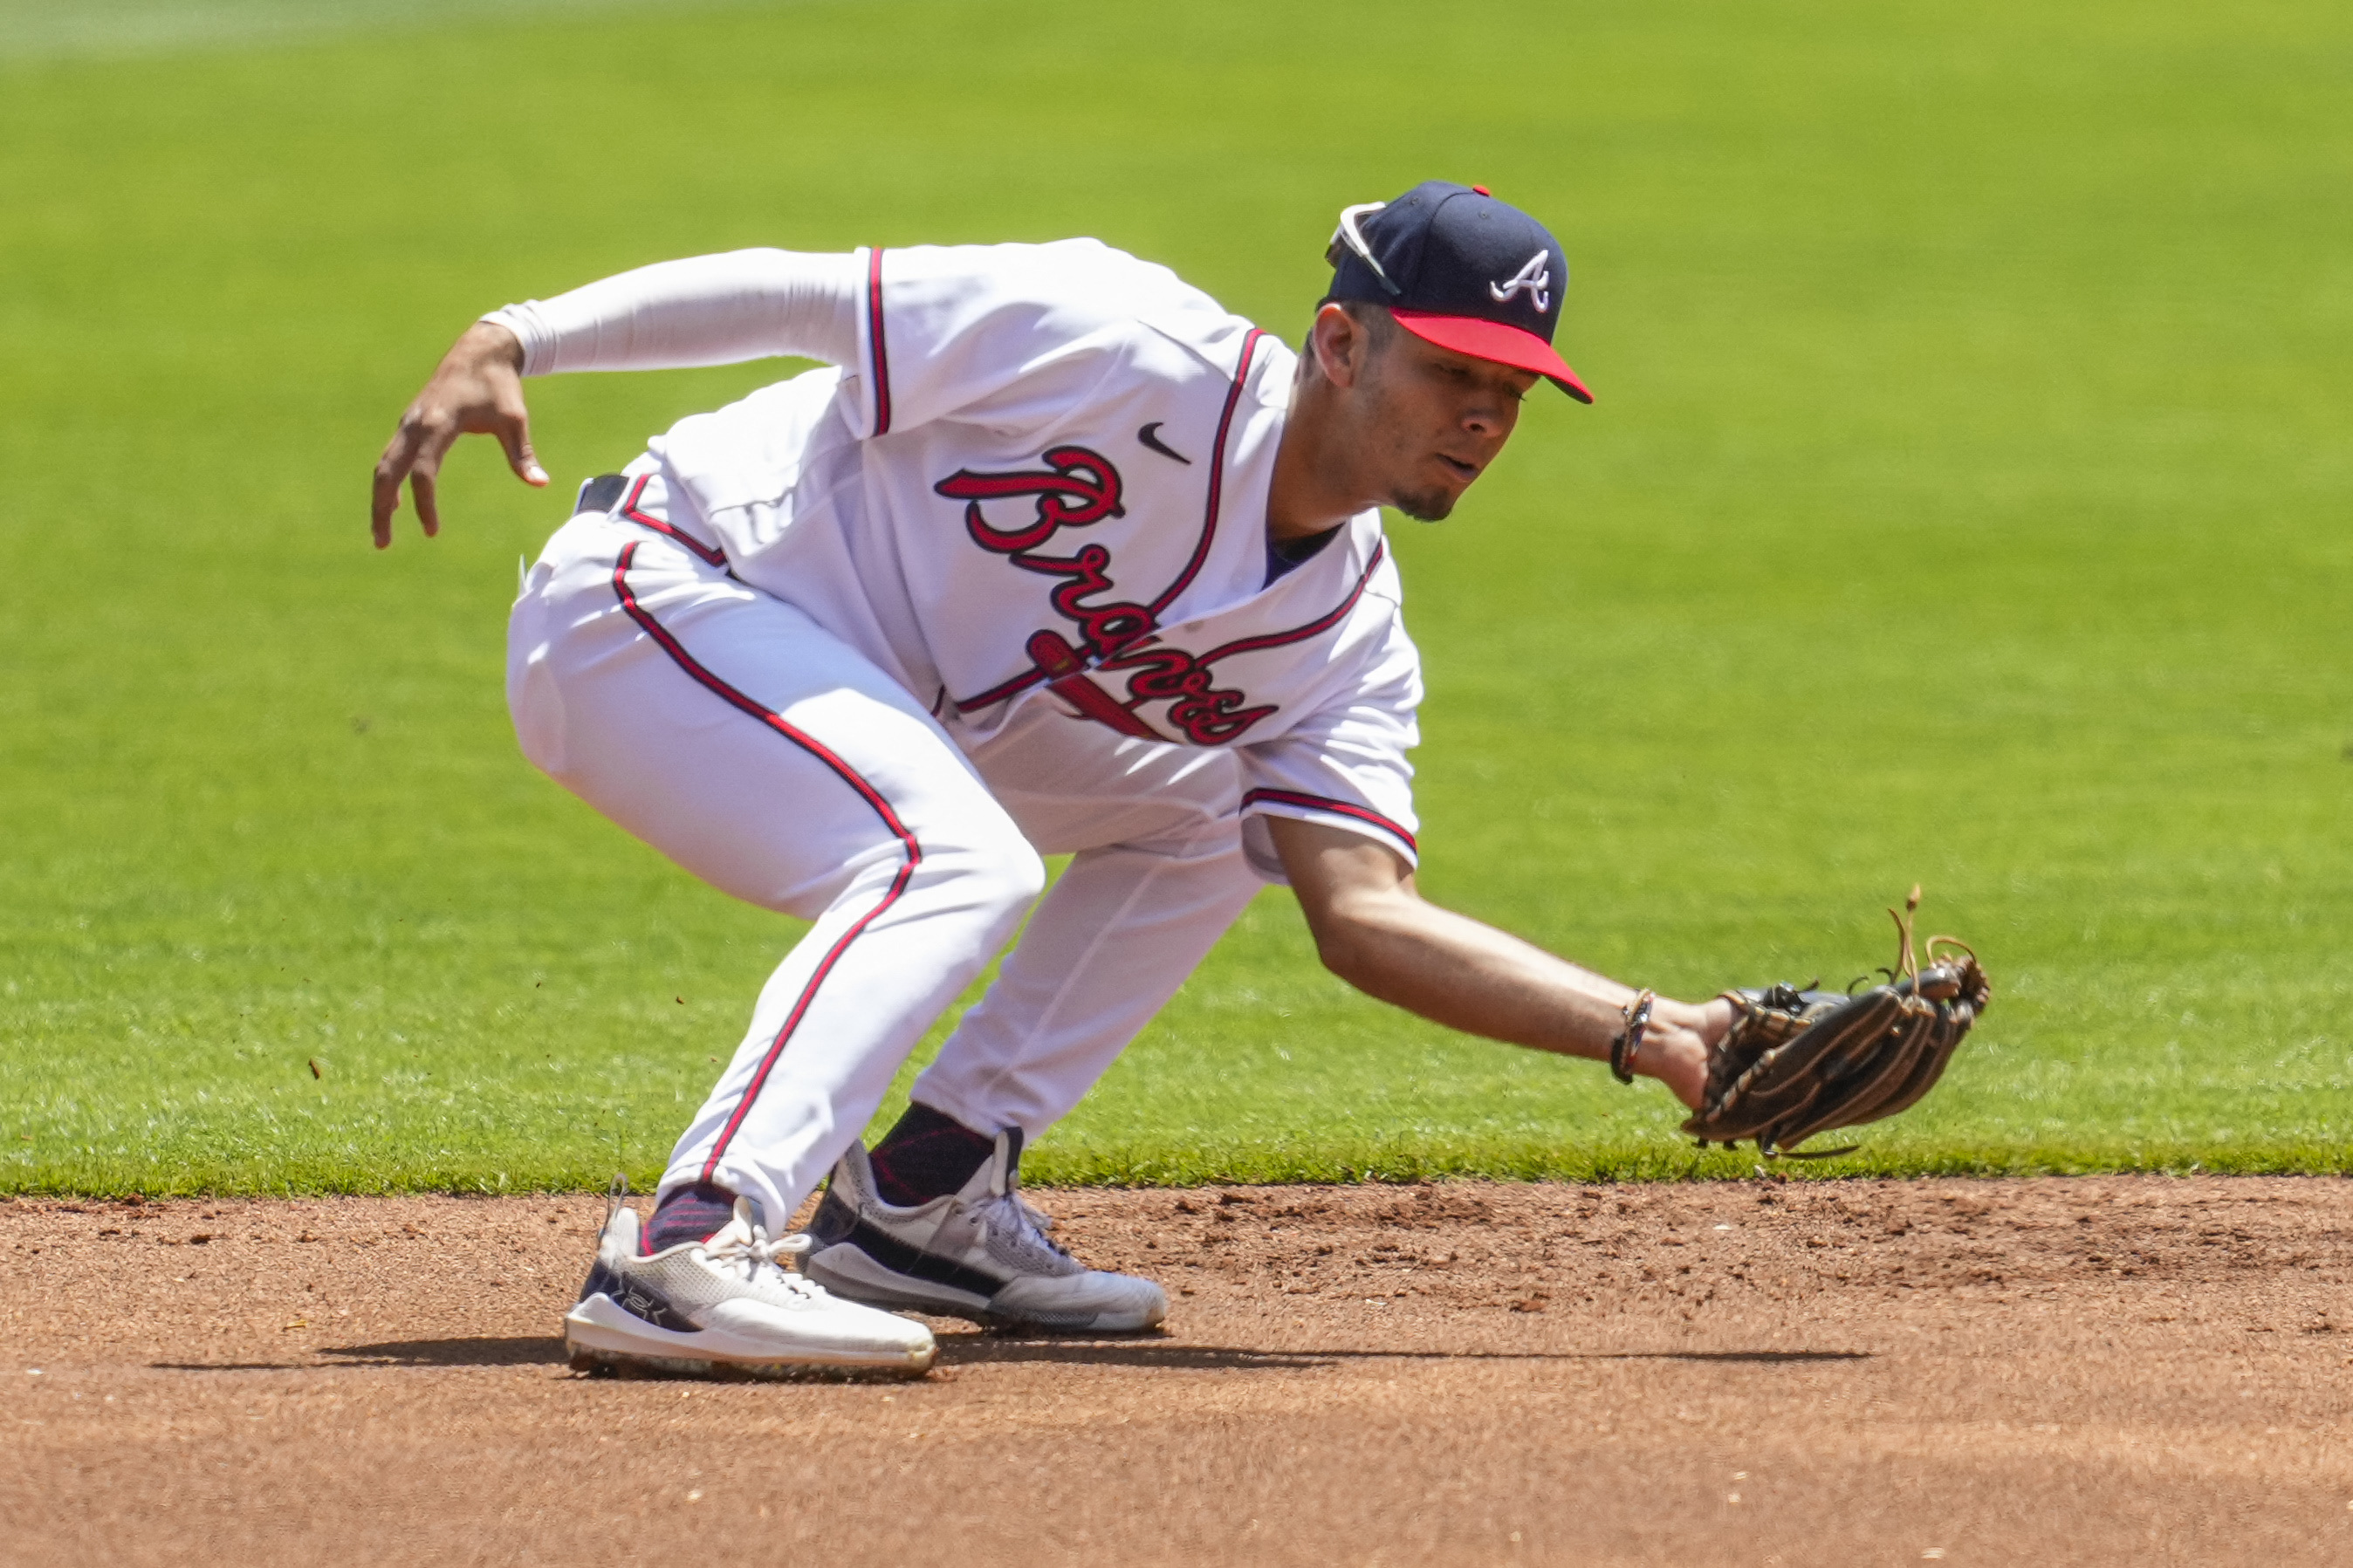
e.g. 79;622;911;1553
6;1175;2350;1566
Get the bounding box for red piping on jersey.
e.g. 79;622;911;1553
1196;538;1386;668
867;247;893;436
1149;327;1264;618
1240;788;1417;854
954;663;1050;713
608;540;922;1180
620;474;729;567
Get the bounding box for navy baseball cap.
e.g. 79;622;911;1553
1324;180;1592;403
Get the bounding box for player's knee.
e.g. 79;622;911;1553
933;823;1046;935
983;837;1050;920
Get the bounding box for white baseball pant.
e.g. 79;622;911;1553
507;505;1260;1229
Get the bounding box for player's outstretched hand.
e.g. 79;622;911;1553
371;320;548;548
1631;1000;1733;1111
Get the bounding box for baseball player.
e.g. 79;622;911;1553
371;181;1736;1377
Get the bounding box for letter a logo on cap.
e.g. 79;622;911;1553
1488;250;1552;313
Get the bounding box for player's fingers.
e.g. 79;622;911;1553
371;462;400;549
410;462;442;538
495;408;550;488
403;412;466;539
371;420;424;549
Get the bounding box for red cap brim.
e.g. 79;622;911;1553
1390;309;1594;403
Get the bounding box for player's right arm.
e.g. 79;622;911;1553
369;249;864;547
1266;815;1732;1107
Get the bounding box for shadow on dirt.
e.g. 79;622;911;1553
150;1340;1871;1374
319;1337;570;1366
150;1337;571;1370
940;1340;1335;1371
936;1340;1871;1370
1598;1350;1870;1364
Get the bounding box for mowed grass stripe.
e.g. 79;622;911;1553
0;0;799;64
1;0;2347;1195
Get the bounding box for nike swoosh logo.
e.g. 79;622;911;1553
1137;422;1191;465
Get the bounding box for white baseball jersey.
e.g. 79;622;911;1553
496;241;1423;872
493;241;1431;1221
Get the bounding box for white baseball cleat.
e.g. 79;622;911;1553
803;1130;1168;1332
563;1195;936;1379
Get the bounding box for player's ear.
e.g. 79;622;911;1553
1309;302;1369;390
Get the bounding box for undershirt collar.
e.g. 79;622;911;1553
1264;524;1342;586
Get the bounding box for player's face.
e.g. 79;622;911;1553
1360;331;1539;522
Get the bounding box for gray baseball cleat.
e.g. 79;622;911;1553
564;1193;936;1379
803;1131;1168;1332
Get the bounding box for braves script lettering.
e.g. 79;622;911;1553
933;448;1278;743
1100;644;1277;744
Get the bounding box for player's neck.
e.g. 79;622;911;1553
1266;375;1375;543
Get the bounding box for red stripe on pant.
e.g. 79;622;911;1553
609;540;923;1181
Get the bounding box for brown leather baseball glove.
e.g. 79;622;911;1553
1676;887;1992;1159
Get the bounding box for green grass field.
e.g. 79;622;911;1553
3;0;2348;1196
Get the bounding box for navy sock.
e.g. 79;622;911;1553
868;1103;994;1208
644;1181;738;1252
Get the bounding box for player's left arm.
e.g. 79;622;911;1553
371;321;543;548
1266;815;1732;1107
371;249;863;547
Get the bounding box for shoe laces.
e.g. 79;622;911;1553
700;1222;827;1298
970;1181;1071;1263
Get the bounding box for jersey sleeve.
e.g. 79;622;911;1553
483;249;862;375
1235;611;1423;881
850;240;1231;439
